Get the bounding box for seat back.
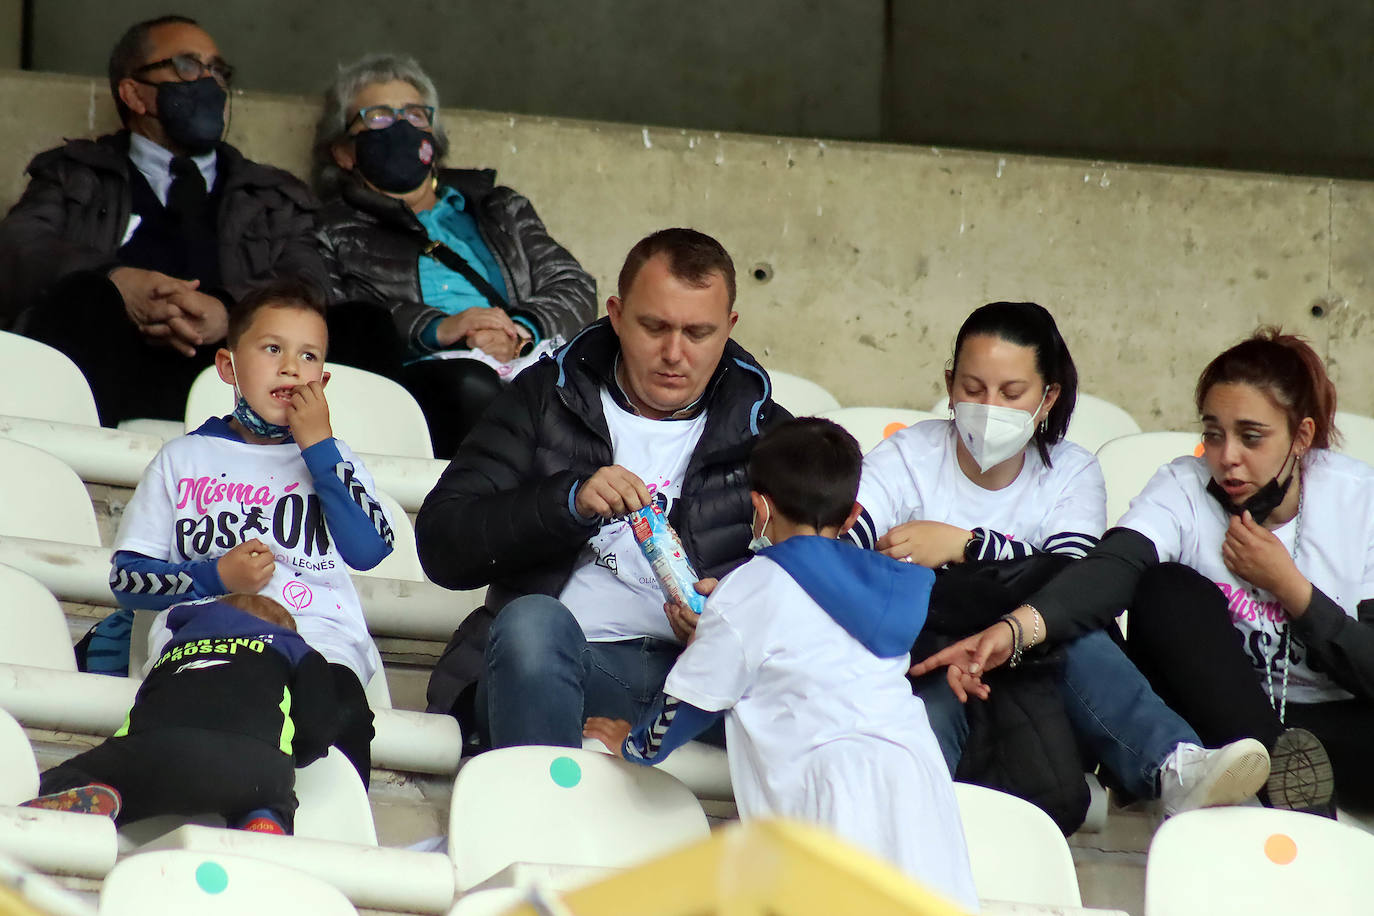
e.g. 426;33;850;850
351;490;422;582
0;708;39;804
100;850;357;915
1145;807;1374;916
768;371;841;416
184;364;433;459
953;782;1081;907
818;407;938;454
294;748;378;846
0;565;77;672
1095;431;1203;525
1335;411;1374;467
448;746;709;890
0;332;100;426
0;438;102;545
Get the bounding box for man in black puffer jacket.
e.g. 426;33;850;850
417;229;789;749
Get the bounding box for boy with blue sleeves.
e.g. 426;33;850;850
586;418;978;910
106;279;393;781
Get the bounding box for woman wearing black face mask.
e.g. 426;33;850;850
917;328;1374;815
312;54;596;458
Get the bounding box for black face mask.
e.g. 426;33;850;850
1205;449;1297;525
353;120;435;193
155;77;227;155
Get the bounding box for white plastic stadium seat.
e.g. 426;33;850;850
1335;411;1374;467
448;746;709;890
352;490;423;582
0;707;38;803
818;407;937;454
1095;431;1203;526
582;737;733;803
294;748;378;846
929;391;1141;454
100;850;357;915
1145;807;1374;916
0;332;100;426
448;888;527;915
184;363;433;459
0;565;77;672
0;438;102;546
954;782;1081;907
768;371;841;416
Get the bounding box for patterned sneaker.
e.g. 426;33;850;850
1266;727;1335;816
1160;738;1270;818
20;783;121;819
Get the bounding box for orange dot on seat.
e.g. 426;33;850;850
882;422;908;439
1264;833;1298;865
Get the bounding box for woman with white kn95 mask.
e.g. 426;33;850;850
849;302;1273;835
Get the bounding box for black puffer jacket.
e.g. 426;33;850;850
0;131;325;330
315;169;596;353
417;318;790;721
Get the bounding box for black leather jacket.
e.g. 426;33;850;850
0;131;325;330
315;169;596;353
417;318;790;721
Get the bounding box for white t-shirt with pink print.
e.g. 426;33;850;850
1119;449;1374;703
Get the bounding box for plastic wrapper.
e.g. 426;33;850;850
628;502;706;614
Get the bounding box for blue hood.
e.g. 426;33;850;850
760;536;934;658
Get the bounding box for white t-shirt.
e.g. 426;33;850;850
558;389;709;642
665;556;978;911
857;418;1107;543
1119;450;1374;703
116;430;382;682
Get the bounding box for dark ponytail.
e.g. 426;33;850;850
951;301;1078;466
1195;327;1339;450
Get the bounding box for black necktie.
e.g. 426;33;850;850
167;155;207;219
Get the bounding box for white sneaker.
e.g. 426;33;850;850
1159;739;1270;818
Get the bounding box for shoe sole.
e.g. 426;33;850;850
1188;739;1271;811
1268;728;1335;812
20;784;121;819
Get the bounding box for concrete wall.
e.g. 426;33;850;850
2;68;1371;429
0;0;20;69
26;0;885;141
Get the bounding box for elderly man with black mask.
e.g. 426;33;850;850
0;15;325;426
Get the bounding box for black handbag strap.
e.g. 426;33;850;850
422;239;508;311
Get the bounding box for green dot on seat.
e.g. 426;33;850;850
195;861;229;894
549;756;581;788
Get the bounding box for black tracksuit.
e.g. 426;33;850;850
40;600;339;830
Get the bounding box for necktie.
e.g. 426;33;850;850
167;155;207;219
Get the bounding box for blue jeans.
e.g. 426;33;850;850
476;594;682;748
917;629;1199;799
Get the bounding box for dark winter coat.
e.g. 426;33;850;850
0;131;325;329
314;169;596;353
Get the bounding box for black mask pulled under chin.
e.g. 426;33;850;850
1205;451;1297;525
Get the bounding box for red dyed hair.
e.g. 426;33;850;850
1194;327;1339;450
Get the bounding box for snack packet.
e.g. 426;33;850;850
628;502;706;614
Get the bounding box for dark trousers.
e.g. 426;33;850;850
40;726;296;830
1126;562;1374;808
326;301;504;459
21;272;216;426
330;662;375;788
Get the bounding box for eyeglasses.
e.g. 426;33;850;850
134;53;234;87
350;104;436;131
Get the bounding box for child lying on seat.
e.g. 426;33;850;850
23;593;338;834
585;418;979;911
